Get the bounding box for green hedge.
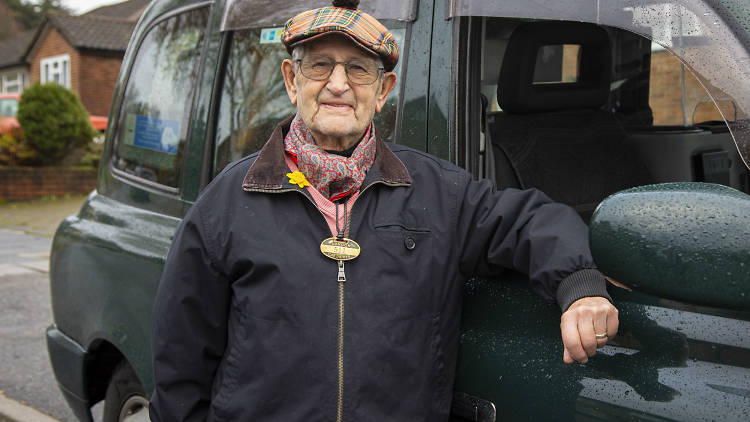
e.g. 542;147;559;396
16;83;96;164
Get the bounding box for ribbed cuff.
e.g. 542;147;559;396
556;268;612;312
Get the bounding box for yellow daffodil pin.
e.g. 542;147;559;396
287;171;310;188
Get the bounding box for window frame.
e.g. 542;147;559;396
40;54;70;88
1;72;24;93
220;0;418;31
107;2;213;196
453;16;483;176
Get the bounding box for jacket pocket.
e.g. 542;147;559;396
364;224;437;319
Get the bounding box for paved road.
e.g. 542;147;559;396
0;228;82;422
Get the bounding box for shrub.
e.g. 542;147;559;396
0;131;38;165
16;83;96;164
79;141;104;168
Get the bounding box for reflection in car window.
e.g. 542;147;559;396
112;8;209;188
213;26;405;176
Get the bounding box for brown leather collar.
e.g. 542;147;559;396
242;115;411;191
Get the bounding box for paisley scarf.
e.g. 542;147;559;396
284;114;376;201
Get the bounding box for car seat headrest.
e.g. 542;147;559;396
498;21;612;114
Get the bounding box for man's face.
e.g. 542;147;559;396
281;34;397;149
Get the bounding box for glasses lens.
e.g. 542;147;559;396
300;55;380;84
301;55;335;80
346;59;379;84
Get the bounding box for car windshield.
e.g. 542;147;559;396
0;98;18;118
448;0;750;170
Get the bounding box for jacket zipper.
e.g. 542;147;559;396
337;260;345;422
245;180;408;422
244;186;348;420
335;204;349;422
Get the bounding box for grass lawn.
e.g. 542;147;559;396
0;195;87;237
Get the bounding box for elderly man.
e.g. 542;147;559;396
150;1;618;421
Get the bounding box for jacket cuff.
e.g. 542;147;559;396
556;268;612;312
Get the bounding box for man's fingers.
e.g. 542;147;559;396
607;306;619;340
578;316;597;356
593;313;608;348
563;347;574;364
560;314;587;363
561;297;621;364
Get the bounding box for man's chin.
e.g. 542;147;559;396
310;121;360;140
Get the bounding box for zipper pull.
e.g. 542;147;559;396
337;260;346;282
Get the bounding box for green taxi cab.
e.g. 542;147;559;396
47;0;750;421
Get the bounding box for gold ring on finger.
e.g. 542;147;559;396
595;333;608;340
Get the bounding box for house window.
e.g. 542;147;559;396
40;54;71;88
1;72;24;93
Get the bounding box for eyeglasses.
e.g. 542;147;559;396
296;55;384;85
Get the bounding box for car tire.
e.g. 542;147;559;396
102;362;150;422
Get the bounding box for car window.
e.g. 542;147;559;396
213;24;406;176
0;98;18;117
450;0;750;173
111;7;209;189
649;43;735;126
468;16;750;224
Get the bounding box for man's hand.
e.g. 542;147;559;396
560;296;619;364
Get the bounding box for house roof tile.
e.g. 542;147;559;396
44;12;136;52
84;0;151;21
0;31;35;69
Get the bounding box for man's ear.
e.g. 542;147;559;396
281;59;298;105
375;72;397;113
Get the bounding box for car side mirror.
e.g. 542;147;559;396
589;183;750;310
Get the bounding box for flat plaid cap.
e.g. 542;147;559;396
282;0;399;71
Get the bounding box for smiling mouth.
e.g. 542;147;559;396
321;103;353;111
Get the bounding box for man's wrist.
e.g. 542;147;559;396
556;268;612;312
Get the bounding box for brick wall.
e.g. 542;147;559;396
0;167;97;201
79;51;123;116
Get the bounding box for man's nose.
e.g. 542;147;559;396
326;63;350;94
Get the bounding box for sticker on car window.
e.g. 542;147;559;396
260;27;283;44
123;114;181;155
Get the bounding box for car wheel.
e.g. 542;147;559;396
102;362;150;422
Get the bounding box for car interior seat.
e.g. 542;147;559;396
487;21;652;221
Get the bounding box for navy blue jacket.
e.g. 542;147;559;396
150;116;610;421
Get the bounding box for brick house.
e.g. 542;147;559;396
0;1;31;93
21;0;150;116
0;31;34;94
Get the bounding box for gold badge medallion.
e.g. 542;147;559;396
320;237;361;261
